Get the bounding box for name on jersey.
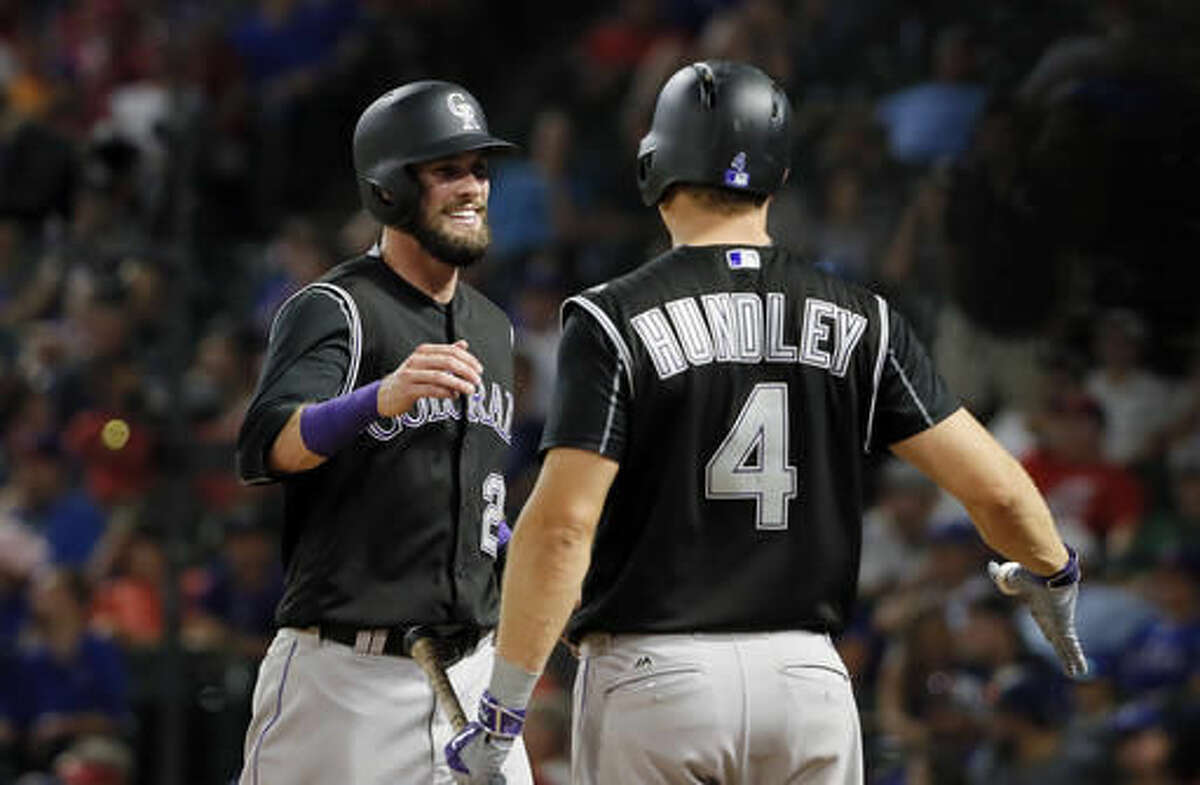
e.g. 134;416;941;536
365;381;513;443
630;293;867;380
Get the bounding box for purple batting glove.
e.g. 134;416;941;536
445;691;525;784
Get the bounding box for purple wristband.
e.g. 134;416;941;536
299;380;381;457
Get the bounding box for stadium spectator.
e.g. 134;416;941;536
90;530;165;648
52;734;134;785
185;319;260;515
956;596;1031;678
16;570;127;770
858;460;938;601
0;435;106;569
876;606;981;783
1110;702;1176;785
487;109;578;270
249;217;331;337
805;166;887;282
511;264;566;422
1121;451;1200;572
1116;549;1200;697
183;514;281;658
1086;310;1172;466
873;520;991;636
1023;392;1144;565
0;83;75;231
876;24;988;167
967;666;1107;785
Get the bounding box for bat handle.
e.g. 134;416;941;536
410;636;470;732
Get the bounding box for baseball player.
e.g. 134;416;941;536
235;81;532;785
446;61;1086;784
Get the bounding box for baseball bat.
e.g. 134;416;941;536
409;635;469;732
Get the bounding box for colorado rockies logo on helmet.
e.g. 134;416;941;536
446;92;481;131
724;151;750;188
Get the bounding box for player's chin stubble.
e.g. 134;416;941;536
408;208;490;268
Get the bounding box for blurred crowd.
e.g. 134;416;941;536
0;0;1198;783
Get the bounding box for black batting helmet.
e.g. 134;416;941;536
636;61;792;206
353;81;516;227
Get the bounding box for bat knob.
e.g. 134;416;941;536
403;625;435;655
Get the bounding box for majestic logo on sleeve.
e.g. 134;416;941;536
366;380;513;443
446;93;482;131
631;293;867;380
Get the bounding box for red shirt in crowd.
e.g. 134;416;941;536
1022;449;1144;536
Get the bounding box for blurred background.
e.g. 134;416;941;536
0;0;1198;783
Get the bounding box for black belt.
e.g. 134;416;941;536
317;622;487;666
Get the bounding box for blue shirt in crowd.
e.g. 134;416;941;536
20;489;106;568
1118;617;1200;694
13;633;128;729
876;83;988;165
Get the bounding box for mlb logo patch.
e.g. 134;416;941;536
726;248;761;270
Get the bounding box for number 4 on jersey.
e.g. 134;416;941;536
705;383;797;530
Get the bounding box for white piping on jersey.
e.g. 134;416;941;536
306;283;363;395
863;294;889;453
598;363;622;455
889;352;934;426
562;295;636;397
267;282;363;395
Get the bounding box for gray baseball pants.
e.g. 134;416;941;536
571;630;862;784
239;627;532;785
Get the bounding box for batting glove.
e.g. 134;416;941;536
445;690;525;785
988;546;1088;678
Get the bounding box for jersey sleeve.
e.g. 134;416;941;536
867;300;959;451
539;308;630;461
237;288;353;483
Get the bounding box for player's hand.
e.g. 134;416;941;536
988;547;1088;678
445;690;525;785
378;340;483;417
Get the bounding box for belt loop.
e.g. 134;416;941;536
370;628;388;655
582;632;611;657
354;630;372;654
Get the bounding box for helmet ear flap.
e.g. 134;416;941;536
359;168;420;227
637;150;668;206
637;151;654;187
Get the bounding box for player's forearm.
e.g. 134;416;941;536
269;380;385;473
495;496;596;673
268;406;330;473
495;448;617;673
960;462;1068;576
892;408;1068;575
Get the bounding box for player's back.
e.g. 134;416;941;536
563;243;947;640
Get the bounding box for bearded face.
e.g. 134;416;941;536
408;151;492;267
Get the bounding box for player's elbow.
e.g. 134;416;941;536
965;479;1029;533
552;500;602;544
973;486;1022;522
523;498;601;552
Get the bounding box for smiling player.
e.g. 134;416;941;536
236;81;532;785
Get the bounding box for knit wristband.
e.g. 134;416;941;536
1042;545;1080;588
298;380;381;457
487;655;539;712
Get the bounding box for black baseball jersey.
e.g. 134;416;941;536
237;249;515;629
541;244;958;639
